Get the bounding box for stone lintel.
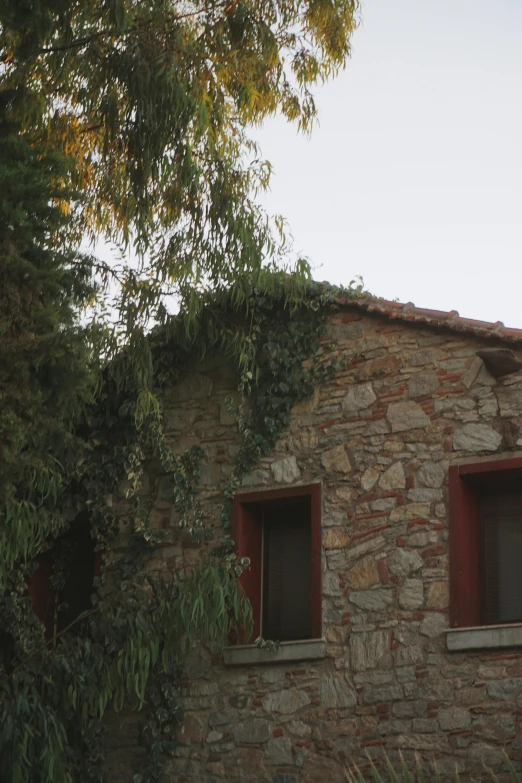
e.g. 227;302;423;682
450;450;522;468
224;639;326;666
447;623;522;652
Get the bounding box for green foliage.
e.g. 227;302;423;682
0;556;250;782
344;754;522;783
1;253;363;781
1;0;359;308
0;0;363;779
0;90;95;583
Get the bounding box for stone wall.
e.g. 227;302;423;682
110;308;522;782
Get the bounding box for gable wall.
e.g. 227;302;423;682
110;309;522;782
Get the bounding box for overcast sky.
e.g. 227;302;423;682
253;0;522;326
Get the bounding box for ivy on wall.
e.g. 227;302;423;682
0;273;362;782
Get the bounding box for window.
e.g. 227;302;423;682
27;516;99;640
481;491;522;625
231;484;322;644
449;458;522;630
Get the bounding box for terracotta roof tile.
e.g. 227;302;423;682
335;295;522;344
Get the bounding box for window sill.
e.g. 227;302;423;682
223;638;326;666
447;622;522;652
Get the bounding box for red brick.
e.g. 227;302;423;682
354;511;389;522
422;544;445;559
436;387;464;395
378;559;390;584
352;522;391;539
407;519;428;528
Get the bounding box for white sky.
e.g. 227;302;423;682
253;0;522;327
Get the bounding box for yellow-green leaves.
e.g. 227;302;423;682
2;0;359;300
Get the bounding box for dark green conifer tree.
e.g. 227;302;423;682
0;88;95;578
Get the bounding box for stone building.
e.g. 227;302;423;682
122;296;522;781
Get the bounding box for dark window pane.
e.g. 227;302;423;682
57;520;96;632
480;492;522;624
262;499;312;641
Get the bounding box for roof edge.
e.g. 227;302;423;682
333;294;522;345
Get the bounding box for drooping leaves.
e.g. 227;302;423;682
0;0;362;780
1;0;359;298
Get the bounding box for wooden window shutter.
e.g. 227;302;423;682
27;554;55;639
232;503;263;641
232;484;321;644
262;503;312;642
480;492;522;625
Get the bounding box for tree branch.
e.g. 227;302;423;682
39;2;232;54
40;31;111;54
79;123;104;135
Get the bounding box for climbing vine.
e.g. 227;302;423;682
0;273;363;782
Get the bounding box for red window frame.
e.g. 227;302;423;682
231;483;322;642
449;457;522;628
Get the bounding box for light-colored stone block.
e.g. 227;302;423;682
321;444;351;473
447;623;522;652
387;401;430;433
408;371;439;399
321;675;357;708
379;461;405;490
349;629;389;672
361;466;380;490
453;423;502;452
420;612;447;638
347;555;380;589
262;688;311;714
271;456;301;483
350;588;393;611
417;461;445;488
342;382;376;414
387;548;424;577
399;578;424;609
224;639;326;667
323;527;350;550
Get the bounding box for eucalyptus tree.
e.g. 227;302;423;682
1;0;359;318
0;1;359;779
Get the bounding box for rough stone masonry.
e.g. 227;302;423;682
107;301;522;782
